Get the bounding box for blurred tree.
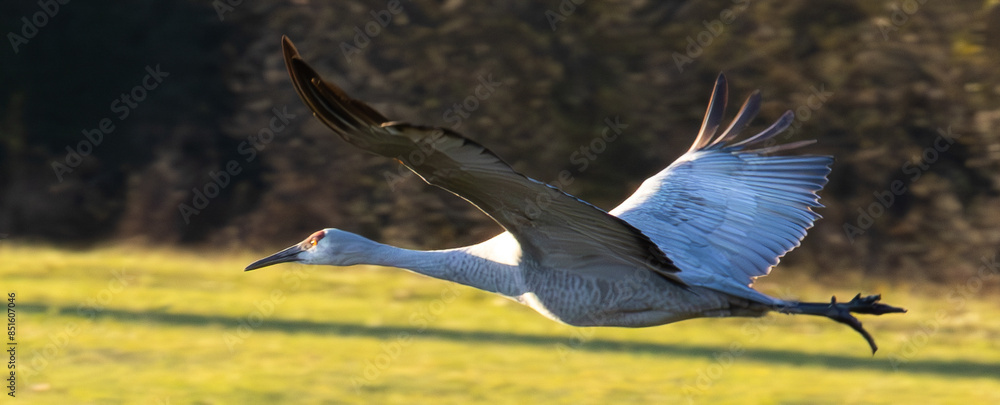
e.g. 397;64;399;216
1;0;997;284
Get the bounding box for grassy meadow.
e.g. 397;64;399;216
2;244;998;404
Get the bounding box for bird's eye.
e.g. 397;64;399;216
304;230;326;249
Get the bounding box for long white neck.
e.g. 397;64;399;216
362;239;524;298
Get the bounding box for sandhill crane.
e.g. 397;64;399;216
247;36;905;352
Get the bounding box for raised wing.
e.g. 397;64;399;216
611;74;832;299
281;36;682;285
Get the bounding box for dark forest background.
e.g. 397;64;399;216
1;0;998;284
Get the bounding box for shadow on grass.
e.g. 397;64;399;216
21;303;996;379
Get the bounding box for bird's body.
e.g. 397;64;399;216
321;230;756;328
248;37;905;352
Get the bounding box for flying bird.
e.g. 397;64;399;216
247;36;905;352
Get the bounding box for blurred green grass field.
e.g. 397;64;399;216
2;244;998;404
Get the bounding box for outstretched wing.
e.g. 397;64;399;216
611;74;832;300
281;36;682;285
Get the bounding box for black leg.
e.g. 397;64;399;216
778;294;907;354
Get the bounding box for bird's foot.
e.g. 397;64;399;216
842;293;907;315
779;294;906;354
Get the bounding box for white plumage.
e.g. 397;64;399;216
247;37;905;353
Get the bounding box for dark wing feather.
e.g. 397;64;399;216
281;36;683;285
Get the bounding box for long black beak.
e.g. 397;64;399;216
245;244;306;271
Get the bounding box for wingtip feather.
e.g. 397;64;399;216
712;90;762;148
689;73;729;153
690;76;814;156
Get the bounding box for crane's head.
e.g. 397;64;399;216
244;228;375;271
